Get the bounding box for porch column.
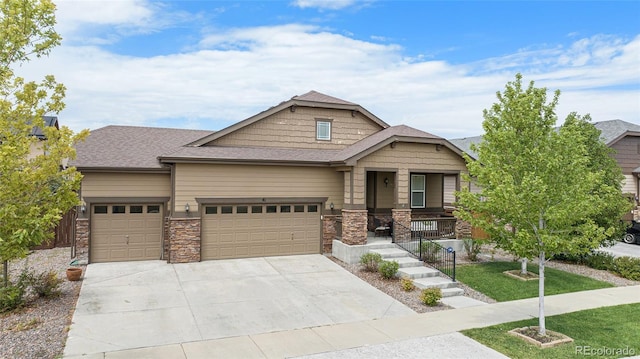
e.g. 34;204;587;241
341;209;367;245
392;208;411;242
168;217;201;263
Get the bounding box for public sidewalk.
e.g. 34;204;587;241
66;285;640;359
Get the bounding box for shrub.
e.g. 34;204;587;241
400;277;415;291
360;252;383;272
378;260;399;279
552;252;587;264
28;271;63;298
614;257;640;281
419;287;442;306
584;252;615;271
420;242;441;263
0;284;25;313
463;238;484;261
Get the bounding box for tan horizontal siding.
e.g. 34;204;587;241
376;172;395;208
444;175;457;204
81;173;171;199
174;163;343;212
355;142;467;205
622;174;637;195
211;107;381;149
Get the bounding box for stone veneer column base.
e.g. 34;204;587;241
74;218;89;264
341;209;368;245
322;214;341;253
391;209;411;242
168;217;201;263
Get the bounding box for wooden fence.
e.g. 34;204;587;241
31;208;77;250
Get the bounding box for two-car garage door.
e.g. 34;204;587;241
201;203;321;260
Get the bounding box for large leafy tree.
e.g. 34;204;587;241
0;0;88;284
456;74;629;336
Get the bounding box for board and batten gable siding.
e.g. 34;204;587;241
80;173;171;203
209;107;382;149
173;163;343;212
352;142;467;206
610;136;640;174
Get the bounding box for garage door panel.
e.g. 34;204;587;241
201;203;320;260
90;204;163;263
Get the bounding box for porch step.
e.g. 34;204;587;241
413;276;458;290
393;257;424;268
441;287;465;298
369;248;410;259
364;242;398;250
397;266;440;279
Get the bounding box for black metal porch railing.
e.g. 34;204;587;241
392;220;456;281
410;217;457;239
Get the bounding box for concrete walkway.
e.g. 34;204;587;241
65;285;640;358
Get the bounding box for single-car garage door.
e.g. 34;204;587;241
201;203;321;260
90;204;163;263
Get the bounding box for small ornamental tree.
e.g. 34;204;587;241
0;0;88;285
455;74;630;336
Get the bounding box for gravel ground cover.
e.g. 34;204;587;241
333;245;639;313
2;245;637;359
1;248;82;359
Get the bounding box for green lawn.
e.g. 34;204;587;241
456;261;613;301
462;303;640;359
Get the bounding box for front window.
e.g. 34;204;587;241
411;174;425;208
316;120;331;141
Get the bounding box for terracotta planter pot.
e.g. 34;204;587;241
66;267;83;281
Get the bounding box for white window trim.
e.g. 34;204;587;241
316;120;331;141
411;174;426;208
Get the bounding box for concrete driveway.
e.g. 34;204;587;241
63;255;414;357
601;241;640;258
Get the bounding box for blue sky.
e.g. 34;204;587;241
18;0;640;138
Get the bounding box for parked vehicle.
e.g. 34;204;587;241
623;220;640;244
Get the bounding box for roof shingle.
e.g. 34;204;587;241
71;126;213;170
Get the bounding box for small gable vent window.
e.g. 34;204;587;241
316;120;332;141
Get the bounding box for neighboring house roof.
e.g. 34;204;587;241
187;90;389;147
448;135;482;160
71;126;213;171
593;119;640;146
30;116;59;139
449;120;640;160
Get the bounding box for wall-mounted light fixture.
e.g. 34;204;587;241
384;177;389;187
185;203;190;213
80;204;86;214
330;202;334;210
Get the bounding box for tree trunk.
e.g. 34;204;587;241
538;251;546;336
520;258;528;275
2;260;7;287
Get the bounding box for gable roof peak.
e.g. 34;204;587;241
292;90;355;105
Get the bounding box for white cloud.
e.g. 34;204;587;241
291;0;359;10
54;0;190;45
14;17;640;139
